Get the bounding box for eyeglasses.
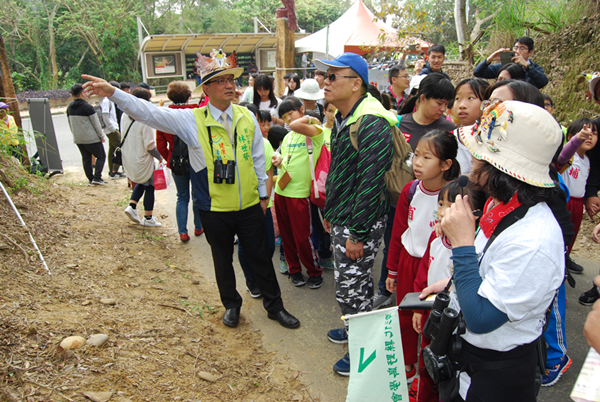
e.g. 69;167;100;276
513;45;529;52
326;73;358;82
209;77;235;86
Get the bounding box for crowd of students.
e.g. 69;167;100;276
71;37;600;401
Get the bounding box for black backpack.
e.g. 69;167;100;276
170;136;190;176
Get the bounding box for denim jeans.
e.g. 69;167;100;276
172;172;203;234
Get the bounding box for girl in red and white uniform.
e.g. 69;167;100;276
411;179;486;402
557;118;598;256
386;129;460;383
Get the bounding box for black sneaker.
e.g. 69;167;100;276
579;286;600;306
307;275;323;289
290;272;306;287
246;279;262;298
566;256;584;274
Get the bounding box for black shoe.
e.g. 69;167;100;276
246;279;262;298
222;308;240;327
566;256;584;274
307;275;323;289
579;286;600;306
290;272;306;287
267;309;300;329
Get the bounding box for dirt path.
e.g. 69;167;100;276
2;155;600;401
0;159;312;401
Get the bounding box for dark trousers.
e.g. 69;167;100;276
131;182;155;211
199;204;284;313
378;206;396;296
239;207;275;280
77;142;106;182
106;130;121;172
452;340;538;402
310;203;331;260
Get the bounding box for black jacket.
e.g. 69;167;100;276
419;63;450;80
473;60;549;89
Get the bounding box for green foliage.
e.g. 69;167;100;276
232;0;350;34
10;72;26;93
533;14;600;125
378;0;496;51
491;0;594;42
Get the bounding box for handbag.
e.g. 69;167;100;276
154;163;171;191
111;118;135;165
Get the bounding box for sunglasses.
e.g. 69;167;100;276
326;73;358;82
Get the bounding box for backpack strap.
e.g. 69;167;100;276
408;179;419;204
481;204;529;257
305;137;319;199
118;119;136;149
557;156;574;174
348;116;364;151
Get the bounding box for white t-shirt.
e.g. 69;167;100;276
240;87;253;103
460;202;564;352
427;236;453;286
560;153;590;198
120;113;156;184
259;98;282;119
401;181;439;258
454;129;472;176
100;97;118;134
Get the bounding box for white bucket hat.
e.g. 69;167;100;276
586;72;600;100
293;79;324;101
458;100;562;188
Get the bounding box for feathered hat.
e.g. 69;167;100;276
195;49;243;88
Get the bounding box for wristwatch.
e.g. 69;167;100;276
259;196;269;201
348;235;359;244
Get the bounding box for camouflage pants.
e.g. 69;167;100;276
331;217;386;317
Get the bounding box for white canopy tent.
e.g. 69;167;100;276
295;0;430;59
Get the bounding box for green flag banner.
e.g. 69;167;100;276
346;306;409;402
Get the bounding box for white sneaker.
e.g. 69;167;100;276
124;206;141;224
141;217;161;227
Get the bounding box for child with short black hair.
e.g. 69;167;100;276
258;110;272;138
557;118;598;272
272;96;325;288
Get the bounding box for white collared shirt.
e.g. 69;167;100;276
110;88;267;196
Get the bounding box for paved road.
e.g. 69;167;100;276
47;111;598;402
22;113;110;176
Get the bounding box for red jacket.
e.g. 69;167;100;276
156;103;198;169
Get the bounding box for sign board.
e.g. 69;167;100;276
26;98;63;174
368;69;389;94
153;54;177;74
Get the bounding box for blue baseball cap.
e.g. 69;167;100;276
314;53;369;87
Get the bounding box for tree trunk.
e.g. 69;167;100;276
48;5;59;88
0;33;28;164
454;0;469;54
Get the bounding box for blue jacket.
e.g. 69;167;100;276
473;60;548;89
